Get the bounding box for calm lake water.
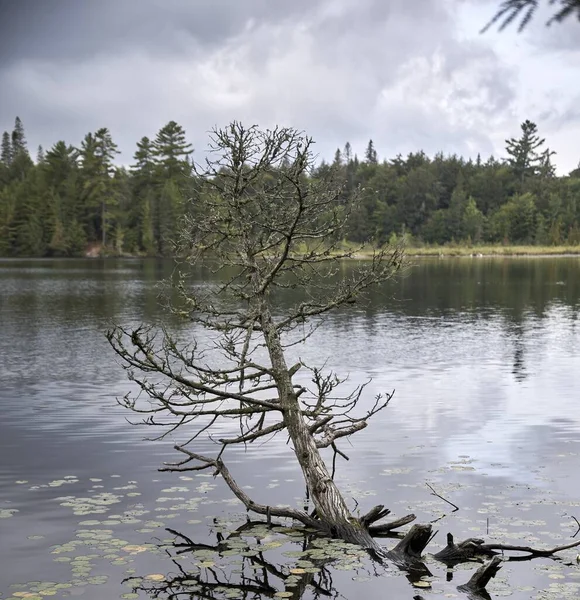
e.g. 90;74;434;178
1;257;580;600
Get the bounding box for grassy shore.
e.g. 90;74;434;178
403;245;580;257
343;244;580;258
87;242;580;259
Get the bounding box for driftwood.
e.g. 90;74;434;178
390;524;580;599
434;532;580;565
457;556;503;600
414;556;502;600
387;524;433;562
385;524;434;579
357;504;417;536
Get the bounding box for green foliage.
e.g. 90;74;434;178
506;120;546;188
489;193;537;244
1;117;580;257
1;131;12;166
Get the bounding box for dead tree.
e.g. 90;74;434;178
107;122;407;549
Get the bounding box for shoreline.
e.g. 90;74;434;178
405;247;580;258
353;245;580;258
2;245;580;261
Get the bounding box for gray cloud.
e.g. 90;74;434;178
1;0;576;173
0;0;316;61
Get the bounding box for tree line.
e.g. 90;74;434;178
1;116;579;257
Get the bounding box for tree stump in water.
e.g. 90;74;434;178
434;533;496;565
385;523;433;577
457;556;503;600
415;556;502;600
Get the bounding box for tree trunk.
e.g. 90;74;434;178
102;200;106;247
259;302;379;550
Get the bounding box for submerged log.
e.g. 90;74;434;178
434;533;495;564
457;556;503;600
434;532;580;565
385;523;433;577
416;556;502;600
387;524;433;561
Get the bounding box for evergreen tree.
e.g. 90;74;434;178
12;169;47;256
152;121;193;180
151;122;193;253
44;141;79;191
79;128;119;247
157;179;182;255
505;120;545;186
140;193;156;255
95;128;120;247
365;139;378;164
7;118;33;181
131;136;156;181
344;142;352;164
11;117;27;155
130;136;157;253
463;197;484;243
0;185;17;254
447;185;469;240
538;147;557;179
0;114;578;256
1;132;12;166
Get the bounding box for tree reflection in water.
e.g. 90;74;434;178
125;520;395;600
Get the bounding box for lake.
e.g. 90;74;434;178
1;257;580;600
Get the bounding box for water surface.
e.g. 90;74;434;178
1;257;580;600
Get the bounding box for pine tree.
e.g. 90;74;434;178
0;185;17;255
131;137;156;180
42;141;82;254
79;128;119;247
157;179;182;255
151;122;193;253
140;193;156;255
344;142;352;164
152;121;193;180
505;120;545;186
110;166;131;254
12;169;48;256
1;131;12;166
130;136;157;253
11;117;27;155
8;118;33;181
44;141;79;191
95;128;120;248
36;145;45;164
538;147;557;179
365;139;378;164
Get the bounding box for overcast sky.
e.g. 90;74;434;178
0;0;578;174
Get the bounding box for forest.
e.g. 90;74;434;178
1;116;580;257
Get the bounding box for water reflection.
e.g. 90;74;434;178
1;257;580;600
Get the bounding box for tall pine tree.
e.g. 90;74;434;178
505;120;545;187
79;128;119;248
1;131;12;166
